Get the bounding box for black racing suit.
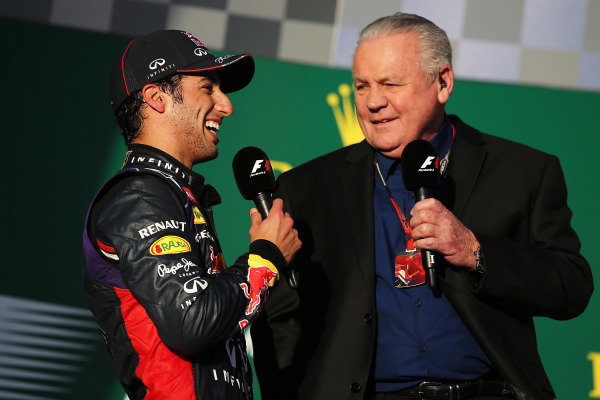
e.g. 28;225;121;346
83;144;284;400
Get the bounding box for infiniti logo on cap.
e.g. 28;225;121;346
194;48;209;57
149;58;166;70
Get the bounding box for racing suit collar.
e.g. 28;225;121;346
123;144;221;207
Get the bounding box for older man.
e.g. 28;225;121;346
83;30;300;400
251;13;592;400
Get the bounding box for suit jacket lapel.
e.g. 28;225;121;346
340;141;376;296
442;118;488;219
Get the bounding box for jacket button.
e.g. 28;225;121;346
363;313;373;325
350;382;361;393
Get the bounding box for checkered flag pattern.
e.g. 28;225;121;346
2;0;599;90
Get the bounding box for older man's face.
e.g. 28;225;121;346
352;32;447;158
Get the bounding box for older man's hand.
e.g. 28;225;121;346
410;198;479;270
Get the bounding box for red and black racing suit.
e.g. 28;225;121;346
83;144;283;400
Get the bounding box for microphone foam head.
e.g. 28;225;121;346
400;139;441;191
232;146;276;200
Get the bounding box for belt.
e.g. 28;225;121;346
380;379;512;400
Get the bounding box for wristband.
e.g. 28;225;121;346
474;246;485;274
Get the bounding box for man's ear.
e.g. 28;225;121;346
141;84;166;113
437;65;454;104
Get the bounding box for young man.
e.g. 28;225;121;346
83;30;300;400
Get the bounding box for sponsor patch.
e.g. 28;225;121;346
192;207;206;224
183;187;197;203
139;220;186;238
239;255;278;317
208;249;226;274
157;258;197;277
195;229;214;242
97;239;119;261
150;235;191;255
184;277;208;294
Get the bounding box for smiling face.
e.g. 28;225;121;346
352;32;448;158
168;72;233;164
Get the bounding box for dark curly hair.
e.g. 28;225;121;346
116;74;185;145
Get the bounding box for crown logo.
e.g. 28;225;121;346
326;83;364;146
270;160;293;175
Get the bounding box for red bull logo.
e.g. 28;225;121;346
239;255;278;317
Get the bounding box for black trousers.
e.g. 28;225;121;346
374;393;512;400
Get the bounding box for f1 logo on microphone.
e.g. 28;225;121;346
252;160;264;174
420;156;436;169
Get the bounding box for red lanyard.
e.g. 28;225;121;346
374;160;417;251
373;125;455;252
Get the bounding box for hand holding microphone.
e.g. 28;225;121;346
403;140;481;293
248;198;300;264
233;146;301;289
401;140;441;294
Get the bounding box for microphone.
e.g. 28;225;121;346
232;146;298;290
401;139;441;296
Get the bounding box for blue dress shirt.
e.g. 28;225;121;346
373;117;492;392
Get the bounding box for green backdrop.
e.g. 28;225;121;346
1;18;598;399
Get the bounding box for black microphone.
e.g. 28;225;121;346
401;139;441;296
232;146;298;290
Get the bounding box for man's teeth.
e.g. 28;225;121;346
205;121;220;133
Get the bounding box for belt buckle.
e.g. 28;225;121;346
418;381;461;400
449;383;461;400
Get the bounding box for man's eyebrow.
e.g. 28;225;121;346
378;76;395;83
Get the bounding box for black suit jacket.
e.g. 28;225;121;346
251;116;593;400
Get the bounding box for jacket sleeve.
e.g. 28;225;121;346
94;175;285;358
251;175;303;399
471;155;593;320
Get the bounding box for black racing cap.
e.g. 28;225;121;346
109;30;255;112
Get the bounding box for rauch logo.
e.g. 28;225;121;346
150;235;191;255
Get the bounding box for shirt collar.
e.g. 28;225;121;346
375;115;453;178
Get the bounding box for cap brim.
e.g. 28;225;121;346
178;54;255;93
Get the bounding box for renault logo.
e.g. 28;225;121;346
149;58;166;70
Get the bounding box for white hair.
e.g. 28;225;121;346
358;13;452;83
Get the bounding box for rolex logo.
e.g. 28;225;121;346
326;83;364;147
